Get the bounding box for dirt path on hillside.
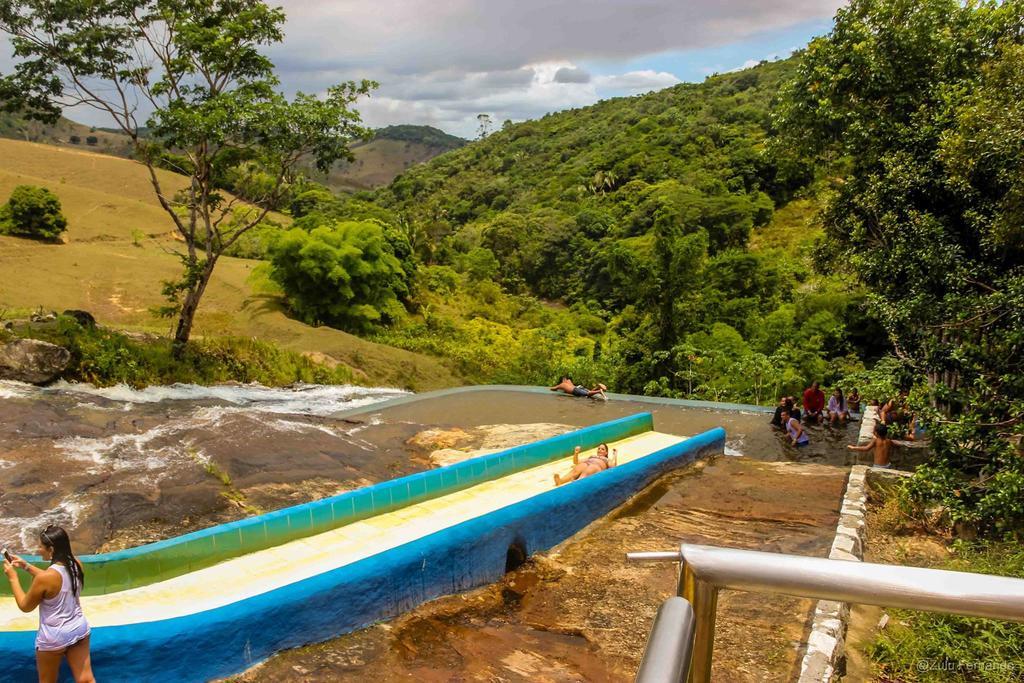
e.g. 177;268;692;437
233;457;848;683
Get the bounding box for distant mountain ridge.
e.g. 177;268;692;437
0;113;465;192
372;125;466;149
320;124;467;191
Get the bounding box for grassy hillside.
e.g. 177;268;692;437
0;114;464;194
315;125;466;191
0;112;134;157
0;138;461;390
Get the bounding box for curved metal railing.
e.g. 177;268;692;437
635;596;696;683
628;543;1024;682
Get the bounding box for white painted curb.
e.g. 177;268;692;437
796;465;869;682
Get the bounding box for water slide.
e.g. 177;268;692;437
0;413;724;682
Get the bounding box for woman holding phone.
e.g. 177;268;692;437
3;525;94;683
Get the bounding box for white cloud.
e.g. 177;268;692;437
594;70;683;94
274;0;841;75
268;0;842;135
356;61;602;135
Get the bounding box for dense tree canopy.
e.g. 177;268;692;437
315;58;878;401
778;0;1024;534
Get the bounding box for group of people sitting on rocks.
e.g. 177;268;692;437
770;381;860;448
770;380;918;468
548;374;912;474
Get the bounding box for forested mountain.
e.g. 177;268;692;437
337;57;883;398
378;58;806;253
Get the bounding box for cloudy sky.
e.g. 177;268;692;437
266;0;845;137
3;0;846;138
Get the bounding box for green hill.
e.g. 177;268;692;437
375;59;808;247
316;125;467;192
350;57;883;399
374;125;466;148
0;138;462;390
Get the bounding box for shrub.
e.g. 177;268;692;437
290;187;338;218
459;247;500;282
0;185;68;241
270;221;408;332
419;265;460;296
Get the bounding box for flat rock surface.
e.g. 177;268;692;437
233;456;847;683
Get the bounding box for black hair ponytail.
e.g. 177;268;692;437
40;525;85;596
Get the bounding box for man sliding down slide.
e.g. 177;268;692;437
549;376;608;400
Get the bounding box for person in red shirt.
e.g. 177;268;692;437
802;381;826;423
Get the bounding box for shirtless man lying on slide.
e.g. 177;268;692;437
549;376;607;400
554;443;618;486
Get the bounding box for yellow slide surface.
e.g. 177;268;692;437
0;431;684;631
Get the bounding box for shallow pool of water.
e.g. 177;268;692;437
362;389;862;466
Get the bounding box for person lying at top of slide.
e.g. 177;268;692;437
549;376;607;399
554;443;617;486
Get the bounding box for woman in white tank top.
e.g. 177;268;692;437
3;525;94;683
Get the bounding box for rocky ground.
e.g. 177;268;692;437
2;386;859;555
232;455;848;683
0;383;417;552
2;384;857;681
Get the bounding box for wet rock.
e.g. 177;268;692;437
409;423;574;467
0;338;71;384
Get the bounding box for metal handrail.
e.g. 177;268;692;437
628;543;1024;682
635;597;696;683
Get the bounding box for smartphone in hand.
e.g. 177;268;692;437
2;547;12;563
